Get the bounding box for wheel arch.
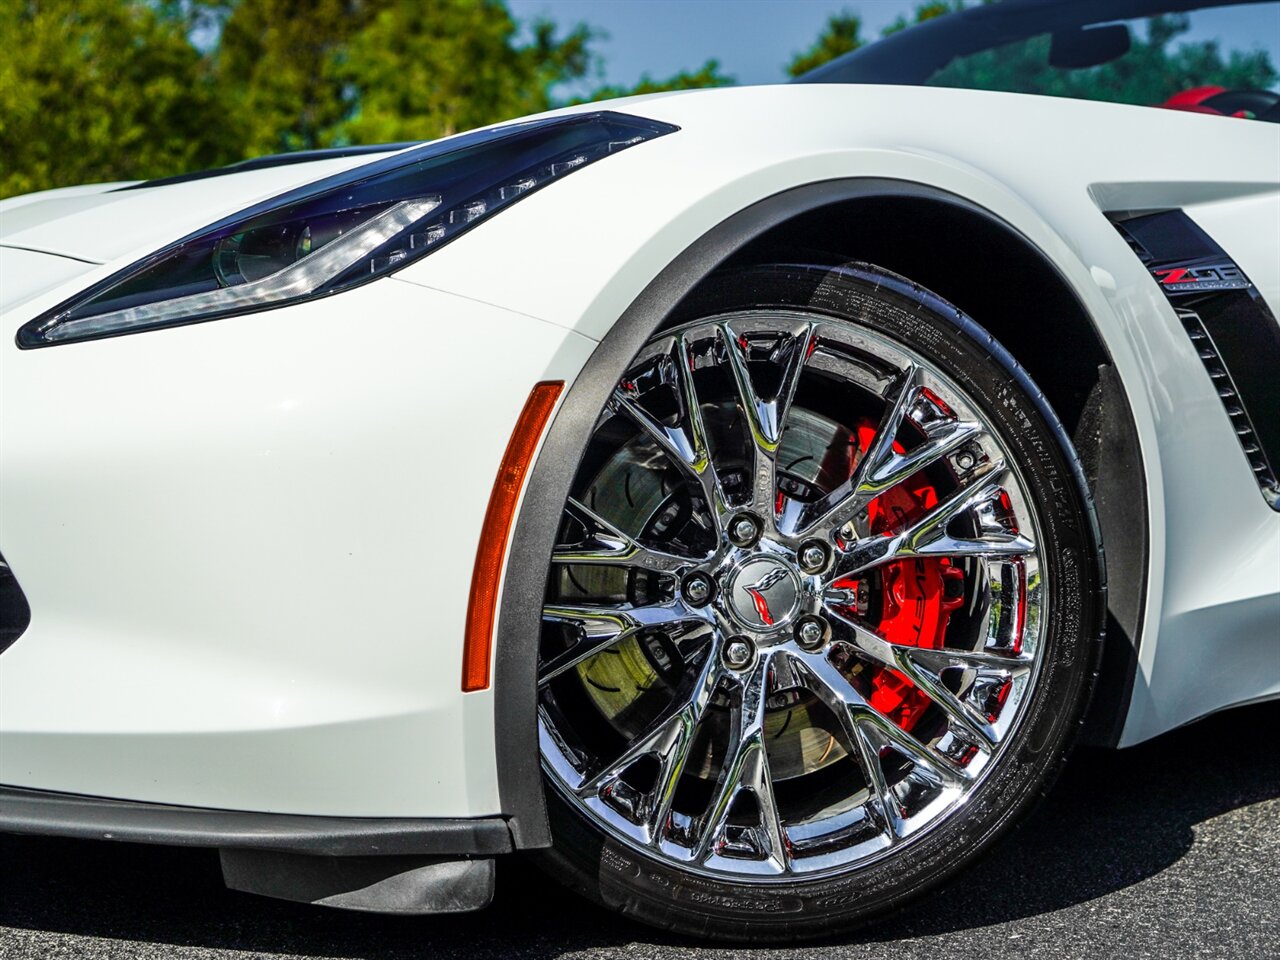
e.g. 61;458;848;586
495;179;1145;850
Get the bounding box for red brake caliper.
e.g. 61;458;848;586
828;420;965;733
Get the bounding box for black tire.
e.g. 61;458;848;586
537;262;1106;942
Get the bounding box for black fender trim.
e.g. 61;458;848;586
494;178;1143;849
0;785;513;857
1074;364;1148;747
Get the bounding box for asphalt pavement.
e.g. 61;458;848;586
1;700;1277;960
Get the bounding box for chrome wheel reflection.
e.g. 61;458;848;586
539;311;1045;879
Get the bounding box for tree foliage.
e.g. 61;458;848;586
3;0;1276;200
212;0;597;152
880;1;958;37
0;0;228;196
340;4;594;143
0;0;668;197
786;13;865;78
583;59;734;101
212;0;370;155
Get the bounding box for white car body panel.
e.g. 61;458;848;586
0;270;592;815
0;83;1276;818
0;247;97;315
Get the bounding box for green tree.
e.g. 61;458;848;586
338;0;593;144
213;0;597;150
0;0;226;197
212;0;371;155
0;0;733;199
787;12;865;78
0;0;632;197
880;0;960;37
584;59;734;101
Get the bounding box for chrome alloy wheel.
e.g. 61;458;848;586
538;310;1045;880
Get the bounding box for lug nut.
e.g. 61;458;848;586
729;514;761;547
723;637;755;670
796;617;827;651
798;540;829;574
955;448;978;471
682;572;714;606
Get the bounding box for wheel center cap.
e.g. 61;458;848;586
726;556;802;631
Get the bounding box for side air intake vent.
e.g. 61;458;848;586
1110;210;1280;510
1177;307;1278;500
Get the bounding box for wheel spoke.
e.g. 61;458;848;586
823;608;1001;749
856;418;984;508
829;463;1035;579
781;647;969;832
539;600;711;685
693;651;788;869
856;364;924;496
719;320;813;520
847;715;906;841
610;334;728;530
791;365;984;538
786;364;917;536
786;647;967;777
552;497;701;574
580;646;722;842
904;644;1035;677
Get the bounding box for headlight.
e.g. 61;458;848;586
18;112;676;348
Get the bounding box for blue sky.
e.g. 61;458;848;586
508;0;1280;93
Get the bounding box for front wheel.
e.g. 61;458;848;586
534;263;1104;941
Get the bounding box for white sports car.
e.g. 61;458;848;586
1;0;1277;942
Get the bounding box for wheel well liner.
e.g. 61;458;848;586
494;179;1147;849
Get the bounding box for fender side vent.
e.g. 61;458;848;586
0;550;32;654
1177;308;1279;504
1110;210;1280;510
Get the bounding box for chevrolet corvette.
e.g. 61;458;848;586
1;0;1277;942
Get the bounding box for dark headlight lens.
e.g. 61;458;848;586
19;112;676;347
212;205;384;285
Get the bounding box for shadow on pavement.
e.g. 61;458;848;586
1;701;1277;958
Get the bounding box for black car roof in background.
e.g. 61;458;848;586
794;0;1265;85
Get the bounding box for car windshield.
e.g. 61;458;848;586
798;0;1280;121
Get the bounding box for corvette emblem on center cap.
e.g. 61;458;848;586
728;557;801;630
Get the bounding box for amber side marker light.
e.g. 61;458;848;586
462;380;564;692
